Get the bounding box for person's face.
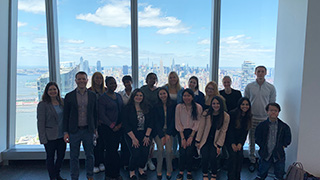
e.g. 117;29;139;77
134;92;143;103
75;74;88;89
147;75;157;86
267;105;279;120
223;78;231;89
183;92;193;105
93;74;103;86
169;74;178;85
123;80;132;89
188;79;197;90
48;85;58;98
206;85;215;96
107;78;117;92
255;67;267;80
240;100;250;113
211;99;220;112
159;89;168;102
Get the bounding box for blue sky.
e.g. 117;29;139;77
17;0;278;68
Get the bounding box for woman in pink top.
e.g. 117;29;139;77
175;89;203;180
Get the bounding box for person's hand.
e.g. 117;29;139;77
64;133;69;143
181;138;187;149
217;147;221;156
161;137;166;146
165;134;171;143
132;137;140;148
113;124;121;132
232;144;238;152
237;143;242;151
143;136;150;146
186;136;193;146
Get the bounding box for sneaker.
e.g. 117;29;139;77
143;163;148;171
248;163;256;172
186;174;193;180
99;163;105;171
157;175;162;180
147;159;156;171
176;173;183;180
93;167;100;173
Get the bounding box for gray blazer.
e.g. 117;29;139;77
37;101;62;144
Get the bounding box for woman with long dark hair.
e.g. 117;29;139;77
226;97;252;180
122;89;153;180
175;89;203;180
195;96;230;180
37;82;66;180
154;87;177;180
98;76;123;180
188;76;205;108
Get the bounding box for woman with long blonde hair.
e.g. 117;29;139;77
163;71;184;103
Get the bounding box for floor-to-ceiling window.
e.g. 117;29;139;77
138;0;211;90
16;0;48;145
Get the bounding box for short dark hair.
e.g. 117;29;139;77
255;66;267;72
265;102;281;112
145;72;158;84
122;75;132;83
75;71;87;79
105;76;115;85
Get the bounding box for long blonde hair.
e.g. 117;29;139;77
90;72;106;94
205;81;220;105
166;71;182;93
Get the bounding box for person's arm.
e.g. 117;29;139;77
63;93;71;143
143;127;152;146
122;106;134;134
98;95;116;129
166;102;177;136
244;85;250;98
283;123;292;147
255;122;263;147
175;104;184;132
215;113;230;148
37;102;47;144
192;104;203;132
270;85;276;103
127;131;139;148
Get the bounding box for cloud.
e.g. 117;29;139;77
65;39;85;44
76;1;189;35
33;37;47;44
18;0;45;14
18;21;28;27
198;39;210;45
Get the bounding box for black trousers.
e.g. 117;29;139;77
44;138;66;179
226;144;244;180
178;129;196;172
125;131;150;171
200;141;218;174
120;131;130;167
94;126;105;167
100;124;121;178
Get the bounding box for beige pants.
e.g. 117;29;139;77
154;135;173;175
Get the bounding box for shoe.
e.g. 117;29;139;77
129;175;137;180
248;163;256;172
93;166;100;173
157;175;162;180
147;159;156;171
99;163;106;171
56;175;67;180
176;173;183;180
166;175;172;180
187;174;193;180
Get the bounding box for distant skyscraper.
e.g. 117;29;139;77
123;65;129;75
80;57;84;71
241;61;256;91
83;60;90;75
171;58;175;71
97;60;102;72
159;59;164;75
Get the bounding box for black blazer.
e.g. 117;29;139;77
63;89;97;134
122;104;153;135
154;100;177;138
225;109;249;147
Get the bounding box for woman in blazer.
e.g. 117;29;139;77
195;96;230;180
122;89;153;180
225;97;252;180
37;82;66;180
154;87;177;180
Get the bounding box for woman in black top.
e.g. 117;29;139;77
225;97;252;180
123;89;153;180
154;87;177;180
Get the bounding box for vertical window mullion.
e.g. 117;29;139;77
211;0;221;83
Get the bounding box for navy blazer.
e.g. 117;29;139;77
63;89;97;134
154;100;177;138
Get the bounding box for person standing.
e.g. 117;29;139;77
63;71;97;180
225;97;252;180
219;76;242;112
188;76;205;108
254;103;291;180
99;76;123;180
244;66;276;171
37;82;66;180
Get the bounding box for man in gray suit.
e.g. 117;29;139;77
63;71;97;180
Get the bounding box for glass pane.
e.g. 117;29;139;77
16;0;48;145
138;0;211;91
57;0;131;94
219;0;278;93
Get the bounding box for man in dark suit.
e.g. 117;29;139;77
63;71;97;180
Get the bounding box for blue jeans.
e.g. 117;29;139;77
69;129;94;180
257;157;285;180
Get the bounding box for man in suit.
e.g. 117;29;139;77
63;71;97;180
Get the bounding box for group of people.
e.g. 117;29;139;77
37;65;291;180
